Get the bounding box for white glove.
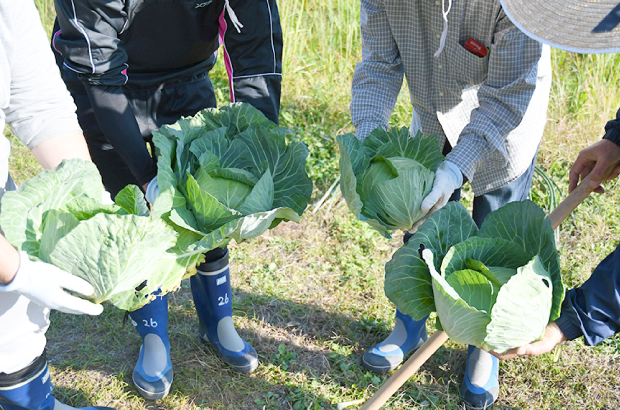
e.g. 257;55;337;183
102;190;114;205
145;176;159;205
420;160;463;213
0;252;103;315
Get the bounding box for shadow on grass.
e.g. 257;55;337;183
45;284;509;409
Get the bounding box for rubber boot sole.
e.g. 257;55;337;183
132;377;171;401
198;333;259;374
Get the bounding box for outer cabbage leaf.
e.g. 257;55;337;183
238;126;311;215
167;206;299;248
49;213;177;304
385;202;478;320
424;250;490;347
38;210;80;263
364;128;444;172
441;237;531;280
0;159;103;256
477;200;563;321
61;198;122;220
197;103;276;136
114;185;150;216
483;256;553;353
338;133;382;233
151;129;187;218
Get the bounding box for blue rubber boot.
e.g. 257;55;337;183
190;249;258;374
362;309;428;373
128;293;173;400
460;345;499;409
0;360;115;410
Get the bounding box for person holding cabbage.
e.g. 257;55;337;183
350;0;552;407
51;0;282;400
0;1;116;409
490;0;620;361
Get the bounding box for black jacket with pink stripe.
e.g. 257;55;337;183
52;0;282;186
53;0;282;114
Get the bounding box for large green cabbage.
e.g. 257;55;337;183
151;103;312;247
338;127;444;238
0;160;207;311
384;201;564;353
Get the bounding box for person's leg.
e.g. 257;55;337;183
110;74;216;399
190;247;259;373
0;351;115;410
362;173;462;374
127;293;173;400
154;64;217;129
471;154;537;227
461;154;537;409
54;58;140;198
362;309;428;373
155;70;258;373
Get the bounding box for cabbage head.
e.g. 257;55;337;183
152;103;312;248
338;127;444;238
0;160;207;311
384;201;564;353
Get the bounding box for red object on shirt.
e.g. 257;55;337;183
464;38;488;58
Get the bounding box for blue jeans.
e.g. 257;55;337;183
470;153;537;228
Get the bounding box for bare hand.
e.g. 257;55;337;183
491;322;567;360
568;140;620;194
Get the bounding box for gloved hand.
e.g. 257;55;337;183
420;160;463;213
0;252;103;315
102;190;114;205
145;176;159;205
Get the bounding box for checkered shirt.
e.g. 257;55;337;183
351;0;552;195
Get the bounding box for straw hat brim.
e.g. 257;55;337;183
500;0;620;54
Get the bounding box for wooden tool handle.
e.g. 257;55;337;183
547;166;612;230
360;331;449;410
547;173;594;230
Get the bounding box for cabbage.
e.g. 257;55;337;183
384;201;564;353
151;103;312;247
0;160;207;311
338;127;444;238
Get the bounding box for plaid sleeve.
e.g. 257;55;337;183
350;0;404;141
447;15;542;182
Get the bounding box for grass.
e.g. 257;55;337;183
5;0;620;409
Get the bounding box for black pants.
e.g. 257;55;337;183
56;65;217;197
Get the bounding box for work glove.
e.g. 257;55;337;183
0;252;103;315
145;176;159;205
102;190;114;205
420;160;463;214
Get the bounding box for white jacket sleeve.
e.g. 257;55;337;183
2;0;80;150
